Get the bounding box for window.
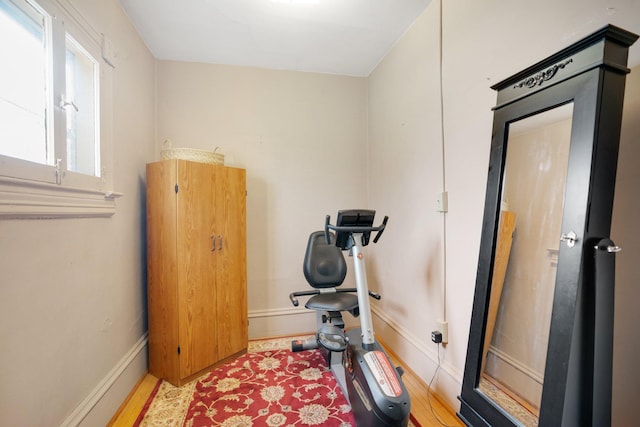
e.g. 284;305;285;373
65;34;99;177
0;0;117;218
0;0;48;166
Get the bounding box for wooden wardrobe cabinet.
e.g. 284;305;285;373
146;159;247;386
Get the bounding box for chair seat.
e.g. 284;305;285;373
306;293;359;312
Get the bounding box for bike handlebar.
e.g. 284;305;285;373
324;214;389;246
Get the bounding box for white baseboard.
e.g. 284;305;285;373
248;307;360;339
486;345;543;385
59;333;148;427
372;306;461;376
248;307;316;338
484;345;543;405
371;306;463;411
248;306;310;319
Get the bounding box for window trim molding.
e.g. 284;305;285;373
0;174;122;218
0;0;121;219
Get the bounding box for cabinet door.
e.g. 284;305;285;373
147;160;180;385
216;166;248;360
176;160;219;379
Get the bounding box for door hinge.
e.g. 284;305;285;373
175;184;179;193
177;345;181;355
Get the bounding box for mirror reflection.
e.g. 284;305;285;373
478;103;574;426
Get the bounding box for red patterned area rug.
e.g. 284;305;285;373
134;336;420;427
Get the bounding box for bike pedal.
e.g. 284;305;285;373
292;338;319;352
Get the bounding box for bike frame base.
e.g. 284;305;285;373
330;328;411;427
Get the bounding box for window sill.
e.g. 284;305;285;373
0;176;123;219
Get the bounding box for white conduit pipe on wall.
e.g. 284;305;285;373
438;0;448;324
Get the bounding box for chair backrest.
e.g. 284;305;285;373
303;231;347;289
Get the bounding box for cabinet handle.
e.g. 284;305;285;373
211;235;216;251
219;235;223;251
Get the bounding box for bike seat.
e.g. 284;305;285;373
306;293;359;312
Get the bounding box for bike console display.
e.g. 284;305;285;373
325;209;387;250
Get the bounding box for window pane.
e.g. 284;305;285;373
0;0;49;164
65;34;98;176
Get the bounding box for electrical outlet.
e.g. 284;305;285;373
436;320;448;344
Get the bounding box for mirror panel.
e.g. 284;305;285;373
458;25;638;427
478;104;574;427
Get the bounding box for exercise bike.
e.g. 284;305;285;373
289;209;411;427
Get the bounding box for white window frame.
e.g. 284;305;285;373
0;0;120;219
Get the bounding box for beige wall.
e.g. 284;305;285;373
155;61;368;337
367;0;455;396
368;0;640;421
1;0;639;426
611;65;640;427
0;0;155;425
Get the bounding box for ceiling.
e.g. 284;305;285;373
118;0;431;77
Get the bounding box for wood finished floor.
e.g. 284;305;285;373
109;344;463;427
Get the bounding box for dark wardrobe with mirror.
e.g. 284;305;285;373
458;25;637;427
